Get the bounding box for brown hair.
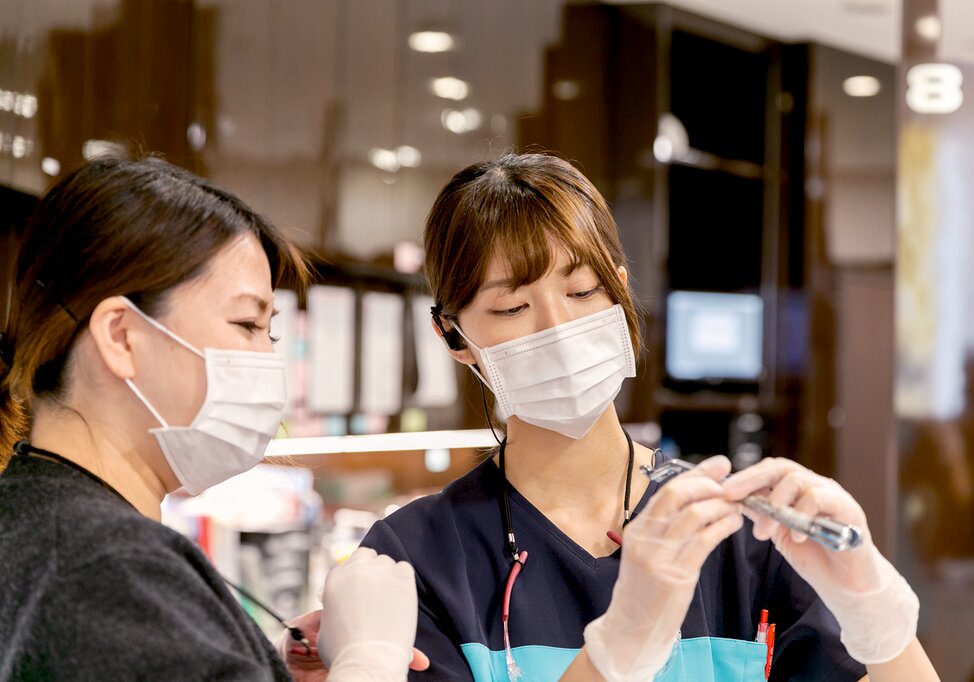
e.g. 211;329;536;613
424;153;641;349
0;155;308;462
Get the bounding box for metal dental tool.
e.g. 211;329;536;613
641;459;863;552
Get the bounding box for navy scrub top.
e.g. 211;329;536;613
361;454;867;681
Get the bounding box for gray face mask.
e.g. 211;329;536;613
121;297;287;495
454;304;636;439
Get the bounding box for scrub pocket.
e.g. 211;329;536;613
655;635;768;682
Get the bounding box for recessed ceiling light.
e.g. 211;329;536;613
441;108;482;134
915;15;942;42
430;77;469;101
843;75;882;97
409;31;454;53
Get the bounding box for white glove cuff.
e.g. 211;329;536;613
826;550;920;665
325;641;412;682
583;614;678;682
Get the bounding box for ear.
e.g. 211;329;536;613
88;296;139;380
617;265;629;288
430;318;478;367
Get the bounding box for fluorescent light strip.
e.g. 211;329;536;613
266;429;498;456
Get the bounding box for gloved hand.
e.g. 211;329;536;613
722;458;920;665
584;456;744;681
317;547;418;681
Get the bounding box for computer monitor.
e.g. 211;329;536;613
666;291;764;382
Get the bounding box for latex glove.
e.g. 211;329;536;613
318;547;418;681
722;458;920;665
584;456;743;681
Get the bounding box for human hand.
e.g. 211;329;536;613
274;609;326;682
317;547;420;681
722;458;919;664
584;455;743;681
275;607;430;681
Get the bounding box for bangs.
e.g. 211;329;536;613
482;191;615;291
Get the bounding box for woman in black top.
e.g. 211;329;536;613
0;157;420;681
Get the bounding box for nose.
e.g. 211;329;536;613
533;295;574;333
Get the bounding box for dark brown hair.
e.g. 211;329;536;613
424;153;641;349
0;156;308;462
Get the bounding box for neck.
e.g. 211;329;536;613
29;403;169;521
500;406;647;519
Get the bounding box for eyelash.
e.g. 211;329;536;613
235;321;280;344
572;286;601;299
491;287;602;316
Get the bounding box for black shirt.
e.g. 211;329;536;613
0;450;291;681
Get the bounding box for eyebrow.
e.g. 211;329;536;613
232;292;273;312
479;263;583;293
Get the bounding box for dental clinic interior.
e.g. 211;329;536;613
3;0;974;679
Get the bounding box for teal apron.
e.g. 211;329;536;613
461;634;769;681
655;635;768;681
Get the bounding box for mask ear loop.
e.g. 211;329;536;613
125;378;170;428
479;381;503;446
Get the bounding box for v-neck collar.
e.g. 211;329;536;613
482;457;664;568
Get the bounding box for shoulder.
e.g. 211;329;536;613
0;454;198;570
0;457;286;680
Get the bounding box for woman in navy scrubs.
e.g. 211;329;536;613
362;153;938;682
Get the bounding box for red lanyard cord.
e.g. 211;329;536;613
497;431;634;678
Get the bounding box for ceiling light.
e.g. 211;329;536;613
368;147;400;173
82;139;125;160
41;157;61;176
409;31;454;53
441;108;482;134
395;145;422;168
430;77;469;101
843;75;881;97
915;15;942;42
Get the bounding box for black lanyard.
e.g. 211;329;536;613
497;428;635;561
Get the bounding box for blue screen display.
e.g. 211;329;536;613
666;291;764;381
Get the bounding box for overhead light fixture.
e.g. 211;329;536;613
369;147;400;173
369;145;422;173
653;112;689;163
395;145;422;168
10;135;30;159
41;157;61;176
0;90;37;118
441;108;482;134
915;14;942;42
186;123;207;151
430;77;469;101
409;31;454;53
843;75;882;97
83;139;125;160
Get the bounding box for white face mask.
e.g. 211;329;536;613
120;297;287;495
454;304;636;439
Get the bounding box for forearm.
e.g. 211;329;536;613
862;638;940;682
560;648;605;682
